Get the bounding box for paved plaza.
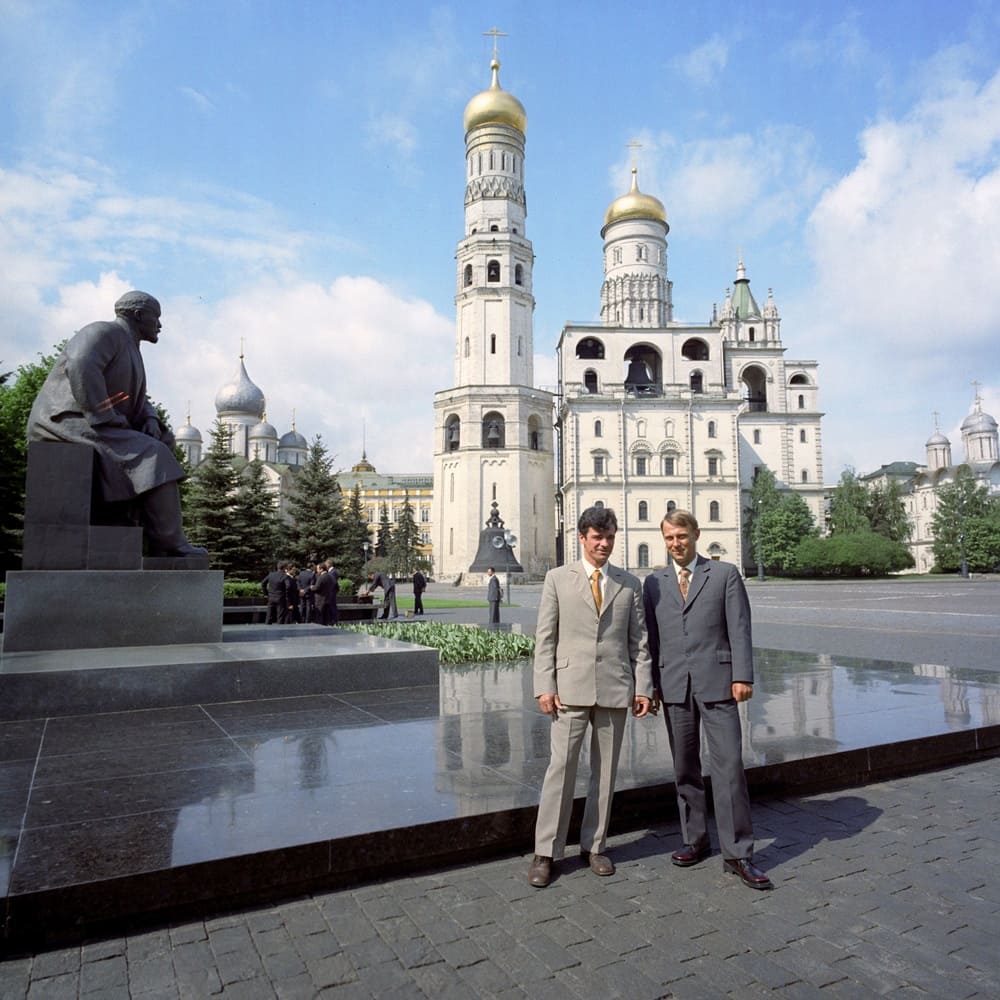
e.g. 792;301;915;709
1;577;998;998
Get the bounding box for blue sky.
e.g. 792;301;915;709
2;0;999;480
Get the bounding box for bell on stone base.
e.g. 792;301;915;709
469;501;524;574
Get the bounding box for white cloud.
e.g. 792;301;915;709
671;35;729;88
179;86;216;114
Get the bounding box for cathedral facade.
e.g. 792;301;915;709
557;178;824;572
431;56;556;580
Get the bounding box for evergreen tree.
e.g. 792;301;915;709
375;501;392;557
283;435;344;564
829;468;871;535
185;419;242;573
339;483;370;584
228;459;282;579
932;467;998;572
387;492;420;576
0;344;63;574
744;467;780;573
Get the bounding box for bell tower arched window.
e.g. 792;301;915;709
463;264;473;287
482;412;505;449
445;416;460;452
584;370;599;394
514;264;523;286
487;259;500;282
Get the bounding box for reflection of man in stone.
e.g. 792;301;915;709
28;291;206;557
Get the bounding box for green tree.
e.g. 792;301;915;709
744;467;783;573
829;468;871;535
931;467;996;572
282;435;344;564
387;492;420;576
185;420;242;573
867;479;911;542
0;345;63;574
374;501;392;558
794;532;914;577
228;459;282;579
339;483;370;583
760;492;816;574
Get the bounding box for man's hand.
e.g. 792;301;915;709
732;682;753;702
537;693;562;716
632;695;651;718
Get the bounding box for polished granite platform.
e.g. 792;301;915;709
1;647;998;950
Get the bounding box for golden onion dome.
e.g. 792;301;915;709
602;168;668;234
463;58;527;135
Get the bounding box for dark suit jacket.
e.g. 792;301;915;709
370;572;394;595
412;572;426;593
313;571;336;608
262;570;287;604
642;556;753;704
487;575;501;602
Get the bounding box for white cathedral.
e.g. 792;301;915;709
433;53;824;579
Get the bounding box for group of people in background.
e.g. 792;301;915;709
261;560;339;625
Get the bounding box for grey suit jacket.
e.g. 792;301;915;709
642;556;753;703
533;562;653;708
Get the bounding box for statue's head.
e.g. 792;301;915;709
114;291;162;343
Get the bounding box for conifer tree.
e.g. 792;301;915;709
340;482;370;583
185;419;242;573
375;501;392;557
283;435;344;564
228;459;282;579
387;492;420;575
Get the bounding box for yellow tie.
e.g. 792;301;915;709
678;567;690;601
590;569;603;614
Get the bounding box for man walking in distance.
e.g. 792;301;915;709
412;569;427;616
529;506;653;888
642;510;772;890
486;566;502;624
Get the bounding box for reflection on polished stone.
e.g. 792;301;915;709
2;648;998;947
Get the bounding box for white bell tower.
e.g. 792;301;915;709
432;40;555;580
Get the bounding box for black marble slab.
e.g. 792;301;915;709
1;648;998;951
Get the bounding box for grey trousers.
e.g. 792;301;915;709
534;705;627;859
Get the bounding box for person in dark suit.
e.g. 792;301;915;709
486;567;502;624
412;570;427;615
281;564;301;623
298;564;317;622
366;571;397;620
261;561;289;624
528;506;653;888
312;562;336;626
325;561;340;625
642;509;772;890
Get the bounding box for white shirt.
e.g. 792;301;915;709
581;558;608;604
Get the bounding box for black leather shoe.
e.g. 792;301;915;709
723;857;773;890
671;843;711;867
580;850;615;876
528;855;553;887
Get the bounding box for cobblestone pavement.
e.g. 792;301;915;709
2;757;997;998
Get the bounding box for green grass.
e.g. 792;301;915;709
337;621;535;664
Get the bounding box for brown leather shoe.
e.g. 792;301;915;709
671;843;711;867
528;855;553;887
723;857;773;890
580;850;615;876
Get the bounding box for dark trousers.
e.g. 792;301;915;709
488;600;500;624
265;600;284;624
664;690;754;860
414;592;424;614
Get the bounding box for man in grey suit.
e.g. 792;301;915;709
642;509;772;890
529;506;654;888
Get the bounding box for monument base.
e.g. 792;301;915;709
1;570;224;653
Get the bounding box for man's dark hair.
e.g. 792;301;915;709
578;506;618;535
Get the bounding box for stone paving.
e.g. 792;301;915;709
2;756;997;998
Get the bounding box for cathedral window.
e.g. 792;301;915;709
593;456;605;476
682;338;709;361
798;394;805;409
748;330;755;342
463;337;470;358
464;264;473;287
515;264;523;285
490;334;497;354
634;455;647;476
420;507;429;523
594;419;603;438
489;151;494;169
490;224;499;232
709;501;720;522
753;429;761;444
801;469;809;482
690;371;704;394
707;456;719;476
800;429;807;442
576;337;605;359
638;501;649;521
662;455;676;476
639;307;644;321
487;259;500;282
790;374;809;385
482;412;505;449
449;474;455;502
517;336;523;356
613;247;622;264
528;415;542;451
584;369;599;394
742;366;768;412
446;416;460;452
492;482;497;500
636;244;646;261
708;420;717;438
449;527;453;553
638;544;650;568
667;500;677;513
637;419;646;438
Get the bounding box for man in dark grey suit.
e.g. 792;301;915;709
642;509;772;890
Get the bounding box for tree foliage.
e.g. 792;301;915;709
339;483;371;583
829;468;911;542
931;467;1000;572
227;459;282;578
0;345;63;574
184;419;242;573
375;501;392;558
794;532;914;577
281;435;345;566
386;492;421;576
745;468;816;575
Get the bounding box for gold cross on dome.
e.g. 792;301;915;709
483;26;507;60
